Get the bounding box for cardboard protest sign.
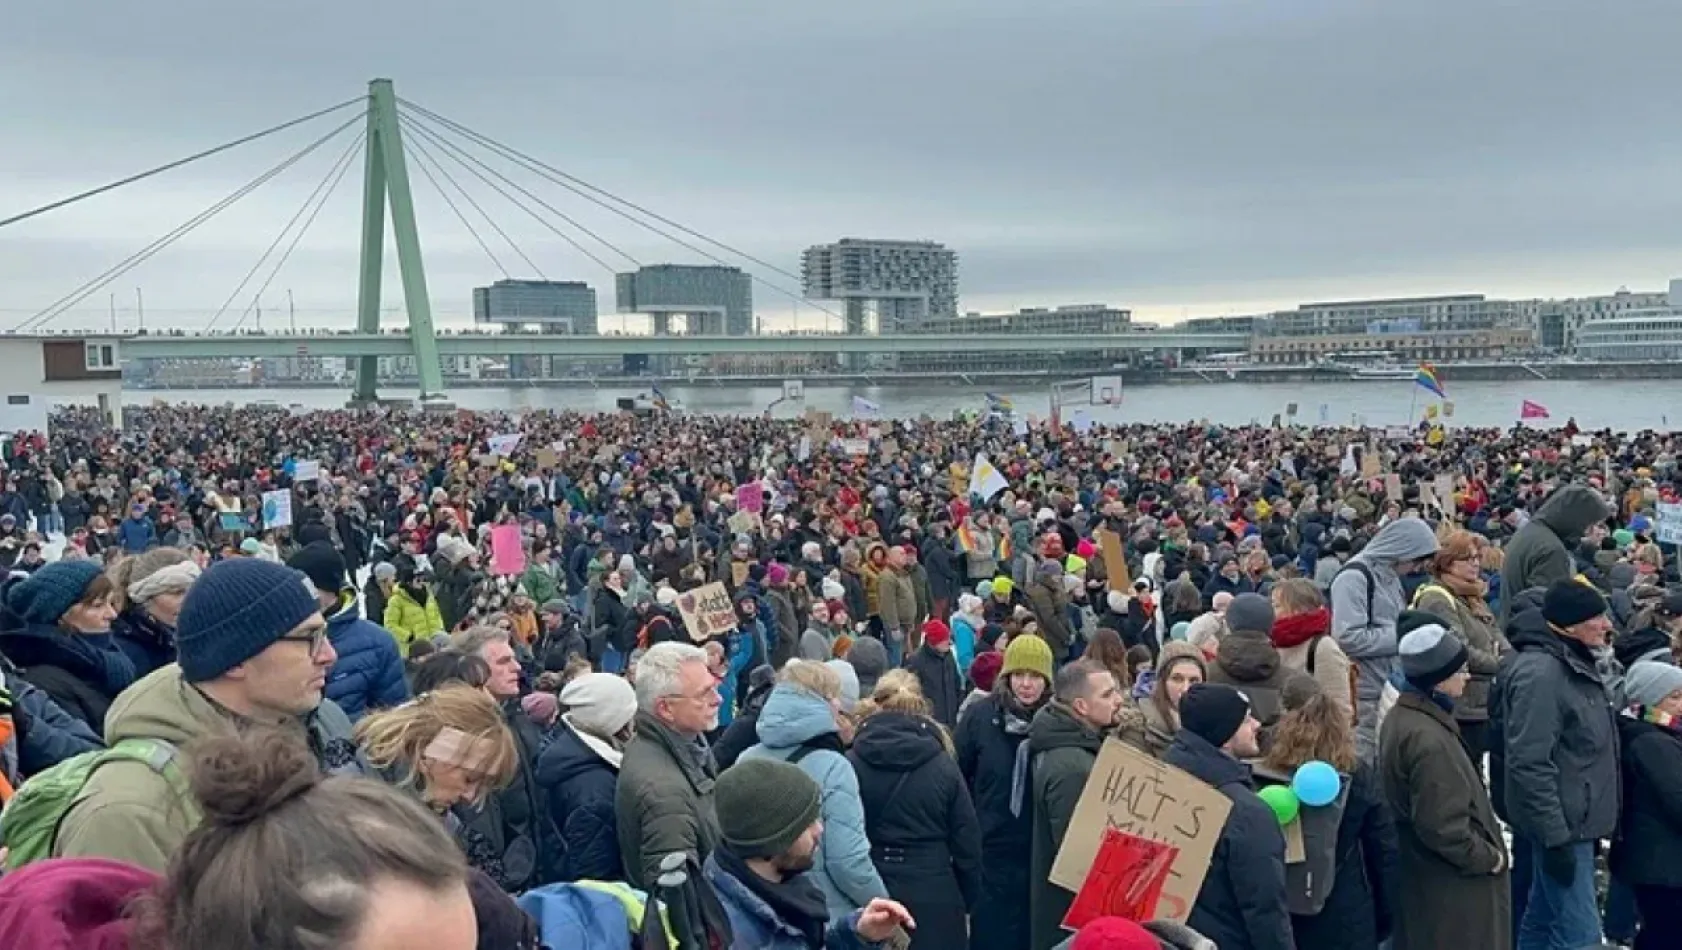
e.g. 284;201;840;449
1384;474;1403;502
1095;529;1130;592
675;582;736;642
1434;473;1455;502
1062;828;1179;931
727;510;761;537
490;524;525;575
880;438;899;461
730;560;750;588
838;438;870;456
535;447;559;471
1360;447;1381;477
1050;739;1233;924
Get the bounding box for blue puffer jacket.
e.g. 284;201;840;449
738;685;887;921
321;592;408;722
704;854;877;950
535;718;623;882
2;664;101;787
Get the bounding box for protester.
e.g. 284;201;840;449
1267;577;1353;717
850;670;982;950
1411;529;1510;765
1497;580;1619;948
0;559;132;734
1379;623;1510;950
108;548;199;679
617;640;723;890
289;541;407;722
1116;641;1206;759
534;671;638;882
705;757;917;949
1162;683;1293;950
956;633;1054;950
1203;592;1314;735
740;660;888;921
906;619;963;728
1500;484;1613;623
1609;660;1682;949
1029;659;1124;950
1329;517;1439;761
52;557;360;870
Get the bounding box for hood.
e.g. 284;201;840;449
105;663;231;747
1504;607;1556;653
324;590;365;631
1533;484;1613;543
752;684;839;749
1164;730;1251;790
850;710;944;773
1027;700;1105;756
1212;631;1281;682
535;720;619;787
1352;517;1438;567
1614;626;1674;671
0;857;153;950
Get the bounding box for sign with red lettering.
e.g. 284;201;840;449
1050;739;1232;924
1062;828;1179;931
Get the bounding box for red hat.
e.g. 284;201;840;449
969;650;1004;692
1071;917;1161;950
921;619;953;647
0;857;155;950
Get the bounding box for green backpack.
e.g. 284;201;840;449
0;737;190;870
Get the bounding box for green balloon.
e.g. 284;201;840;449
1258;785;1300;826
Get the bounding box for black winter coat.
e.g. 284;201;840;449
1255;764;1398;950
1161;732;1294;950
1610;714;1682;888
955;692;1041;950
920;538;961;608
1028;701;1104;950
535;721;623;882
905;645;962;729
0;625;135;737
849;711;982;950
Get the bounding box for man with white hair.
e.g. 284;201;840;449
615;640;724;889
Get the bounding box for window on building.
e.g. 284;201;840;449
85;342;116;369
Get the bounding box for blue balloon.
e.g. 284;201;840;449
1292;761;1341;807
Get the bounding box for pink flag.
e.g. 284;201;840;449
1520;399;1550;420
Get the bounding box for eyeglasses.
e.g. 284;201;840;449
277;626;329;658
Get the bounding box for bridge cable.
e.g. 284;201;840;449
207;126;365;332
397;100;842;321
227;129;366;333
399;116;637;274
10;111;366;334
0;97;366;231
405;128;523;280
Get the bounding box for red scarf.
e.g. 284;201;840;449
1271;607;1330;649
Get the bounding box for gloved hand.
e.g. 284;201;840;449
1541;844;1576;884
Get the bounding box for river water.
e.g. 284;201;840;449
131;378;1680;431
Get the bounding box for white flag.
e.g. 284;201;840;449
851;395;881;419
969;452;1010;501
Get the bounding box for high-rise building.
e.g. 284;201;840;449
801;238;959;333
615;264;754;336
472;279;598;334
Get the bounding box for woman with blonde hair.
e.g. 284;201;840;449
1258;689;1399;950
109;546;199;677
848;669;981;950
1411;529;1509;765
1115;641;1206;759
355;684;523;888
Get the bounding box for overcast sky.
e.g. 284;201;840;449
4;1;1682;335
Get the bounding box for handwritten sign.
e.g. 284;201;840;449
1360;446;1381;477
736;482;763;514
1062;828;1178;931
838;438;870;457
535;447;559;471
293;460;321;483
1050;739;1233;924
675;581;736;642
1384;473;1403;502
490;524;525;576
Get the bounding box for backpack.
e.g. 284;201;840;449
1257;767;1352;917
0;737;191;870
1335;561;1378;629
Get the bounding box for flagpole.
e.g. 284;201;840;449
1408;383;1418;426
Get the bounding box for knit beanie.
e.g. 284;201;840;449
766;562;790;586
1157;639;1207;675
1398;623;1468;690
922;619;952;647
1071;916;1162;950
176;558;322;683
1225;593;1274;636
8;559;106;625
969;651;1004;693
845;637;890;696
559;673;638;738
1002;634;1055;682
1179;683;1250;747
715;758;822;859
1542;579;1608;628
1624;660;1682;708
519;691;559;726
287;541;347;594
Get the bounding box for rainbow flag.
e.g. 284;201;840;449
650;385;671;411
1414;363;1446;398
985;392;1015;412
997;533;1013;562
956;522;978;554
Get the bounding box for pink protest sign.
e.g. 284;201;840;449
490;524;526;576
736;482;764;513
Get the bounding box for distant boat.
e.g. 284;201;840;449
1349;365;1417;380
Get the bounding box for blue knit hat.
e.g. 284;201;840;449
176;558;322;683
8;559;107;625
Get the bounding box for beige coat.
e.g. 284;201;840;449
1276;635;1354;719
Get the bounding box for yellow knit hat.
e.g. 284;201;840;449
1002;633;1055;682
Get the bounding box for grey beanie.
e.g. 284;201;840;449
1225;593;1274;636
1624;661;1682;708
715;758;822;859
1399;623;1468;690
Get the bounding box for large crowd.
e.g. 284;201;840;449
0;401;1674;949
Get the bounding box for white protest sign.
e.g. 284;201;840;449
675;582;737;642
261;489;293;529
1657;502;1682;545
487;433;523;457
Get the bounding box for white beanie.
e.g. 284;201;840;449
656;584;679;607
1106;590;1129;614
821;578;845;601
560;673;638;738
